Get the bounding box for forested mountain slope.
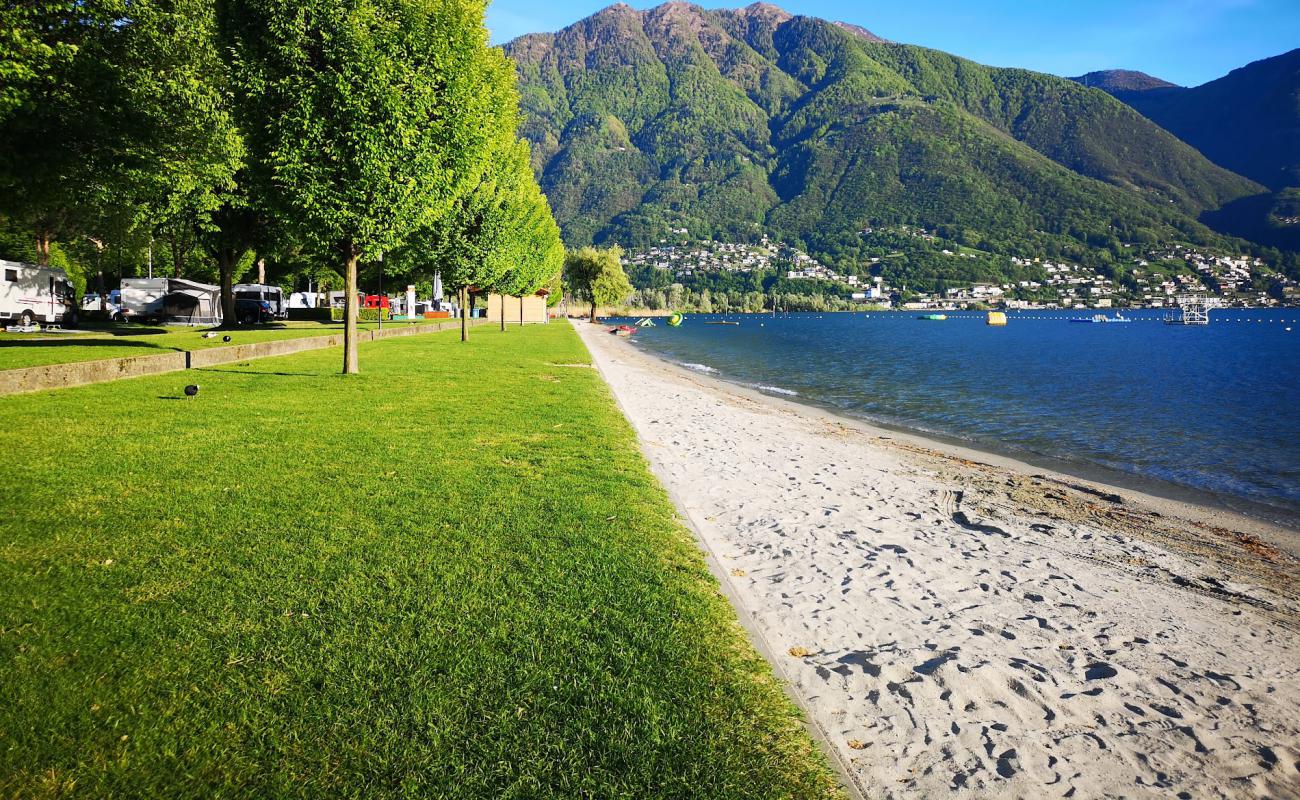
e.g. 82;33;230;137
506;2;1264;267
1077;50;1300;191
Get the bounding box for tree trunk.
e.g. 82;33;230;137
35;228;52;266
218;249;238;326
589;299;597;322
500;293;506;331
519;295;525;326
170;235;184;278
343;241;360;374
459;286;468;342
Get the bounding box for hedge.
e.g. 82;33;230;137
330;307;389;322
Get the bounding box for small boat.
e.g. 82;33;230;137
704;321;740;326
916;313;947;321
1070;313;1133;324
610;324;636;337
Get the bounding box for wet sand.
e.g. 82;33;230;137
573;319;1300;799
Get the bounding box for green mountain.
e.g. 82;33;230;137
1076;50;1300;191
1072;51;1300;253
505;2;1263;269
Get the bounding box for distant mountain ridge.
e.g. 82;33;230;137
1071;69;1180;98
1073;50;1300;253
505;2;1264;267
1072;50;1300;191
1071;51;1294;192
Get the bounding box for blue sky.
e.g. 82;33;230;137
486;0;1299;86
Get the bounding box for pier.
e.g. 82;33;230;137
1164;293;1222;325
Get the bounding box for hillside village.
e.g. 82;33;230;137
623;229;1300;309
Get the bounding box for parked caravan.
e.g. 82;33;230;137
234;283;288;318
328;291;364;309
288;291;322;309
82;289;124;319
0;259;77;327
119;278;167;322
121;277;223;325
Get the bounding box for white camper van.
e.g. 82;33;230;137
0;259;77;327
234;283;287;318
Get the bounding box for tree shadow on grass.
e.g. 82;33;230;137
192;367;320;377
0;338;178;351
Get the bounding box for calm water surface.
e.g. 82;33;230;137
617;309;1300;519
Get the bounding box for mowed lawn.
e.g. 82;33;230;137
0;318;446;371
0;323;840;798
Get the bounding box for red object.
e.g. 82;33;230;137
423;311;451;319
362;295;390;309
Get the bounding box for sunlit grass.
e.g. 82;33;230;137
0;323;840;798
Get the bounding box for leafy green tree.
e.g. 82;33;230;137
220;0;508;371
389;51;554;343
484;144;565;330
0;1;242;269
565;246;631;321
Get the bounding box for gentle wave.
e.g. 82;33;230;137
753;384;799;396
681;362;719;374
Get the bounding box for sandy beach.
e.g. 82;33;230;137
573;320;1300;799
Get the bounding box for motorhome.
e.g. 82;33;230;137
0;259;77;327
234;283;288;318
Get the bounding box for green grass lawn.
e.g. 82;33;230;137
0;323;841;798
0;318;447;371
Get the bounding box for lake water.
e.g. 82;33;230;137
616;309;1300;521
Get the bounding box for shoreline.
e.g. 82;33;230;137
573;318;1300;798
612;324;1300;555
599;311;1300;542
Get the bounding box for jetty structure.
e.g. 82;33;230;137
1164;294;1222;325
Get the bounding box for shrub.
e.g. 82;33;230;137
330;307;388;321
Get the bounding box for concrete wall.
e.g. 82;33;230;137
0;319;487;396
0;351;187;395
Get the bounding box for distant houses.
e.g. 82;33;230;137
620;228;1297;309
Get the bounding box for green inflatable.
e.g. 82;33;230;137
667;312;684;327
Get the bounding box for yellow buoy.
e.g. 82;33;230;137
986;311;1007;326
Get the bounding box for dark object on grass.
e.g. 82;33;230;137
222;335;232;342
184;384;200;397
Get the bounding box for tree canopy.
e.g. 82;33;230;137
218;0;519;370
565;246;632;321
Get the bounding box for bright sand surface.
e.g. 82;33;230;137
572;320;1300;800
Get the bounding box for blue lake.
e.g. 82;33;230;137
616;309;1300;521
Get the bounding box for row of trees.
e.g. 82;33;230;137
0;0;563;372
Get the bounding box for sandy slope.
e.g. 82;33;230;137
573;320;1300;800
